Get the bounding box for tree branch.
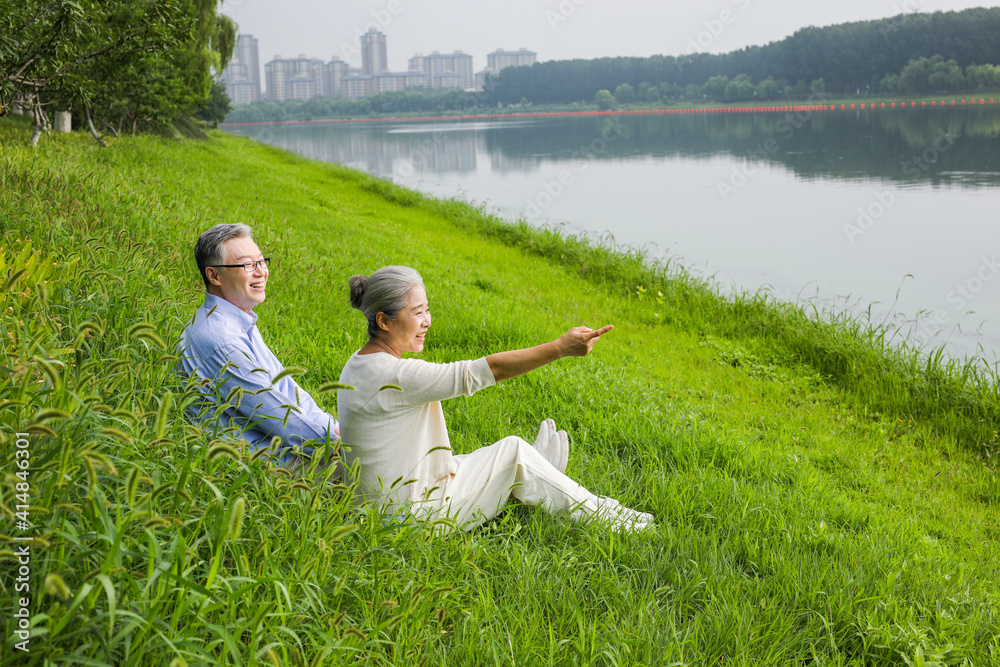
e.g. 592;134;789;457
29;92;50;147
4;4;81;84
8;3;59;40
84;102;108;147
36;27;167;89
6;59;38;84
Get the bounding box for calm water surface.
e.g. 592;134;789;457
226;107;1000;361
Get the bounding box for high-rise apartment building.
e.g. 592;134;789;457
220;34;262;104
477;47;537;92
265;55;326;101
360;28;389;76
407;51;474;90
325;57;351;98
487;48;537;71
307;58;328;98
344;76;370;99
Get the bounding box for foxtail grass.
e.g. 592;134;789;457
1;118;997;665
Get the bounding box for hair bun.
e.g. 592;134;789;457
348;274;368;310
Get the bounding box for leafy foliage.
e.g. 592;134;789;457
0;0;235;144
593;89;614;111
490;8;1000;104
225;87;505;123
612;82;634;103
194;79;232;127
881;55;967;94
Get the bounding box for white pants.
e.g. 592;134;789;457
425;436;599;530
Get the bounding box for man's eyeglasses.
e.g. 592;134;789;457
211;257;271;273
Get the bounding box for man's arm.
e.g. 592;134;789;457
209;342;338;449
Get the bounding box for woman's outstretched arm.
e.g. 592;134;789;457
485;325;614;382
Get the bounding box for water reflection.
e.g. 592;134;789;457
227;108;1000;187
224;108;1000;360
246;122;481;176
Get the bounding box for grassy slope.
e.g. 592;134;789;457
1;118;998;666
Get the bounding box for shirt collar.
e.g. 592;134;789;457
203;292;258;333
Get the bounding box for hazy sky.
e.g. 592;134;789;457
222;0;997;74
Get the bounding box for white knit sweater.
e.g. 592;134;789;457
337;352;496;506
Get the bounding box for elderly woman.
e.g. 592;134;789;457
337;266;653;532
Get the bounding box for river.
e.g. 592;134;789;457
224;105;1000;362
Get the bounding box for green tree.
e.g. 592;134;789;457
967;63;1000;89
899;56;936;93
613;83;635;103
1;0;188;144
704;75;729;101
301;96;332;118
724;75;755;101
225;103;262;123
441;88;466;110
177;0;236;107
683;83;703;100
594;89;614;110
0;0;234;145
879;74;900;93
757;76;780;100
927;58;964;91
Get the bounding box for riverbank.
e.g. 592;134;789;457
2;116;997;665
221;92;1000;126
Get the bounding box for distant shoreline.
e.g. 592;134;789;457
220;94;1000;127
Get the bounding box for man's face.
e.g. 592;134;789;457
206;236;268;314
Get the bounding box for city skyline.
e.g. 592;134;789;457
227;32;537;100
220;0;1000;75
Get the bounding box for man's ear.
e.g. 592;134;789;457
205;267;223;287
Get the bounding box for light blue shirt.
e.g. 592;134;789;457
177;293;338;460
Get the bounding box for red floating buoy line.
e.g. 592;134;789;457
219;97;1000;127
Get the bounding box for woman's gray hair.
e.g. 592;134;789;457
349;266;425;339
195;223;254;288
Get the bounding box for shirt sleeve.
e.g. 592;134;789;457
391;357;496;406
209;341;337;449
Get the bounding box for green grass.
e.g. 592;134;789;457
1;117;998;666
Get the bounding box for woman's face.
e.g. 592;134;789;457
381;286;431;355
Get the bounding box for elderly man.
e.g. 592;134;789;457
178;223;341;475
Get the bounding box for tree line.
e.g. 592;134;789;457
490;7;1000;105
1;0;235;146
224;88;511;124
881;56;1000;94
590;55;1000;108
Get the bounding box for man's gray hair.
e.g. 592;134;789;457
349;266;425;339
195;223;254;289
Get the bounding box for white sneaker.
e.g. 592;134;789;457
532;419;553;450
592;495;654;525
551;429;568;474
532;419;568;473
